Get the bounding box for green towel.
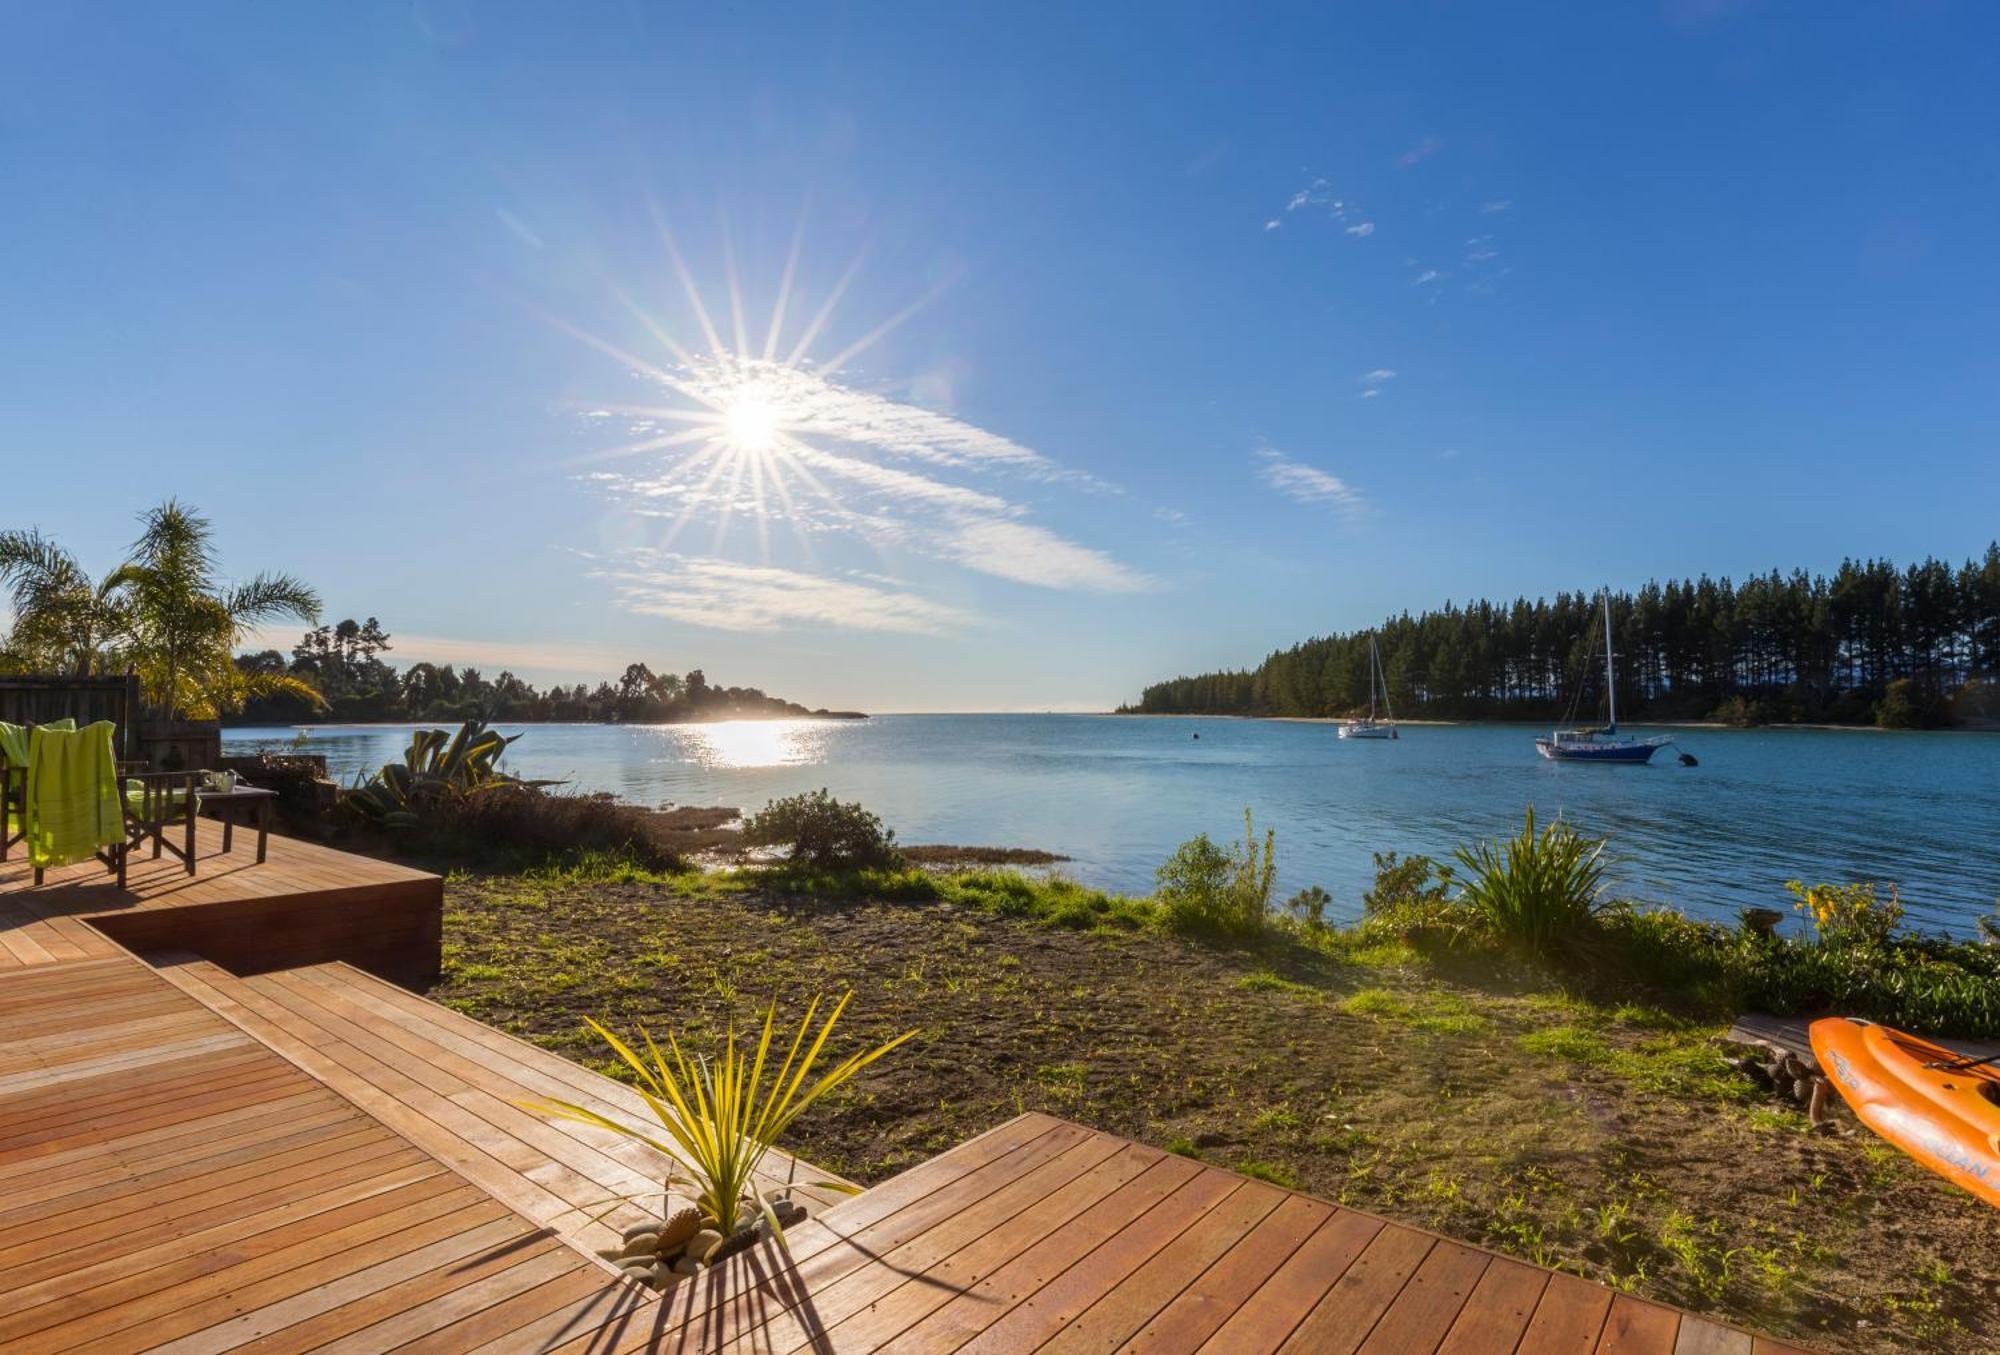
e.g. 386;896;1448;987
0;718;72;767
25;722;124;870
2;719;76;838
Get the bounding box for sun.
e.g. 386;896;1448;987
721;390;781;453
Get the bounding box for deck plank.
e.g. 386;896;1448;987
1597;1294;1686;1354
1433;1256;1551;1355
1519;1271;1618;1353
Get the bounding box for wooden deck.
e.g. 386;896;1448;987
0;819;441;985
0;828;1820;1351
0;954;622;1353
146;954;854;1260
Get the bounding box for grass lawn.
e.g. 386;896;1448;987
431;867;2000;1353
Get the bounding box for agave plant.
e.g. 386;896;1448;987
344;719;519;826
522;994;916;1241
1453;805;1611;953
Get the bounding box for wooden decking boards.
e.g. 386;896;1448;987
0;819;441;984
0;830;1822;1352
0;955;620;1354
145;955;854;1261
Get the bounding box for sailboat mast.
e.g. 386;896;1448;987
1602;592;1617;731
1367;637;1378;722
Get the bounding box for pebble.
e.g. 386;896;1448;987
685;1228;726;1263
622;1221;664;1244
672;1255;702;1276
617;1233;661;1260
619;1259;664;1285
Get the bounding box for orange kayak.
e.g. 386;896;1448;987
1810;1017;2000;1208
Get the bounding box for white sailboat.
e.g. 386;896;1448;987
1338;636;1398;740
1535;591;1675;764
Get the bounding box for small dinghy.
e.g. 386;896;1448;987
1810;1017;2000;1208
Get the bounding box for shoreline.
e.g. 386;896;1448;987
1110;712;1994;733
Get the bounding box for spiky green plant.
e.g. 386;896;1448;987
344;719;521;826
1453;805;1610;952
521;994;916;1239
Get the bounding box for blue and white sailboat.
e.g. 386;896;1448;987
1338;635;1398;740
1535;592;1675;764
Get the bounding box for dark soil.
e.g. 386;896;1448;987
433;874;2000;1352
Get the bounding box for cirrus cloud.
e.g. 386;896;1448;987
599;552;973;635
1253;445;1367;519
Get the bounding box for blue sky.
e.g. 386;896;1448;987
5;3;1998;711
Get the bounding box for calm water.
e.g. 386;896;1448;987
225;716;2000;936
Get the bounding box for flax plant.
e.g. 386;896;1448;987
1453;805;1610;953
522;993;915;1239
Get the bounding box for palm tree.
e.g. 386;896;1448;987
0;529;129;675
107;502;325;720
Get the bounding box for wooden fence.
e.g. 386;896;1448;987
0;675;223;768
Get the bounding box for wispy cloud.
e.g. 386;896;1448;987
494;207;543;250
1412;269;1443;286
1286;177;1331;212
1344;222;1376;238
1397;136;1443;168
601;552;972;635
1254;446;1366;517
942;519;1153;593
1357;369;1397;400
1264;219;1282;232
1479;199;1513;214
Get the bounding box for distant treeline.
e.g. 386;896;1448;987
1124;546;2000;729
230;618;861;725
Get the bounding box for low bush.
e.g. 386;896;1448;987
742;789;902;869
1281;885;1333;934
1155;809;1275;938
1362;851;1455;914
420;785;688;872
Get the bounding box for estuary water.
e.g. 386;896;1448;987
225;716;2000;937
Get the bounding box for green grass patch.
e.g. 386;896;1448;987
1237;970;1316;996
1234;1158;1300;1189
1341;987;1416;1020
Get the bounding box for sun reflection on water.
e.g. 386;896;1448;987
668;719;831;769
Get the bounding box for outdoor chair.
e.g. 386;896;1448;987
12;721;202;889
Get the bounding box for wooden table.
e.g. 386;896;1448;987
196;784;278;863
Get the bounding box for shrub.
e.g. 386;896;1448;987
1453;806;1609;953
1282;885;1333;933
1785;879;1902;948
742;789;901;869
1155;809;1275;938
423;785;687;871
1876;676;1943;729
1362;852;1455;915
